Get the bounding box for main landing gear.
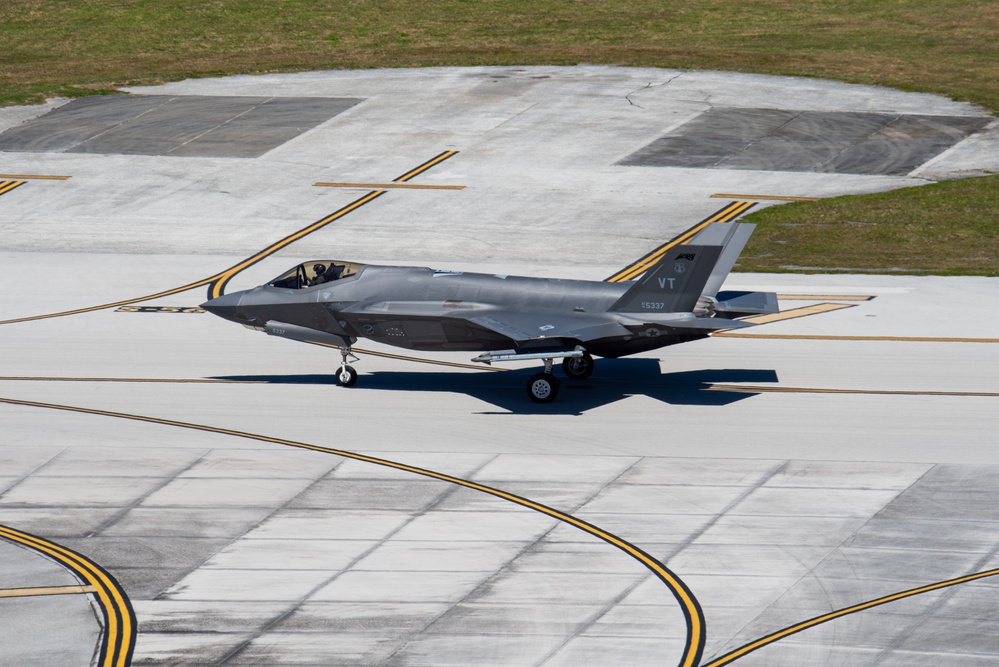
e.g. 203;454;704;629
333;343;593;403
561;351;594;380
526;352;594;403
335;346;358;387
527;359;560;403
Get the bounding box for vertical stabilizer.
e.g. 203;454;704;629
688;222;756;297
609;245;722;314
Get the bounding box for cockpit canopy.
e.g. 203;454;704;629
267;260;365;289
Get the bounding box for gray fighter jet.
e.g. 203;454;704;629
202;222;777;402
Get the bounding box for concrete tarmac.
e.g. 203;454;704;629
1;66;998;666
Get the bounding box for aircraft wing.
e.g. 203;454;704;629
467;310;753;344
341;301;632;348
467;311;633;346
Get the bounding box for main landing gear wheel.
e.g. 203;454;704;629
562;352;594;380
335;365;358;387
527;372;560;403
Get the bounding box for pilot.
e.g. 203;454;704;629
311;263;328;285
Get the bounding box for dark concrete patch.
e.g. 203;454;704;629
0;95;362;158
620;108;991;175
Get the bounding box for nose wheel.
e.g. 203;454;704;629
526;358;560;403
335;346;359;387
335;364;358;387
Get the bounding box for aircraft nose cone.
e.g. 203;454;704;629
200;292;244;322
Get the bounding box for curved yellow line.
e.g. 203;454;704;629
702;568;999;666
0;189;389;324
0;524;135;667
0;278;214;326
0;395;704;667
207;189;387;300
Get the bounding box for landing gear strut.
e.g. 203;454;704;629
335;345;358;387
562;351;594;380
526;358;560;403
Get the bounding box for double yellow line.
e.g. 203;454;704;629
606;201;756;283
0;524;135;667
0;394;706;667
702;567;999;666
0;152;459;326
0;180;25;197
206;150;459;299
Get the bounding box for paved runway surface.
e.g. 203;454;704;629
1;66;998;666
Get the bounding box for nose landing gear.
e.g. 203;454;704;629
335;346;359;387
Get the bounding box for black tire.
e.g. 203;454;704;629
562;353;594;380
526;373;560;403
335;365;358;387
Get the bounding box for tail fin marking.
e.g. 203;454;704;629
609;244;722;314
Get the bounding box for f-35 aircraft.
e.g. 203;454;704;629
202;222;777;402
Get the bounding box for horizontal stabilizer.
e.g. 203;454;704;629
714;291;779;318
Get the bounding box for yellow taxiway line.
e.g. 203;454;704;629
0;585;97;598
606;201;756;283
0;524;135;667
314;182;465;190
709;384;999;398
702;567;999;666
0;394;707;667
710;193;821;202
0;173;71;180
776;294;874;301
0;180;26;196
0;152;459;325
737;302;856;325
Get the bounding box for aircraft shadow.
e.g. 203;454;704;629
214;359;779;415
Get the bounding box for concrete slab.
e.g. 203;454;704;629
0;595;102;667
0;95;362;157
133;599;291;633
311;570;489;604
619;109;990;175
272;601;449;633
542;636;688;667
0;66;994;266
229;632;403;665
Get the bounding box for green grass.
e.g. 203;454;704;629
1;0;997;274
737;175;999;276
3;1;998;110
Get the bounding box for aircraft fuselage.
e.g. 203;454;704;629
205;264;703;357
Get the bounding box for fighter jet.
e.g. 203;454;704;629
202;222;777;402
